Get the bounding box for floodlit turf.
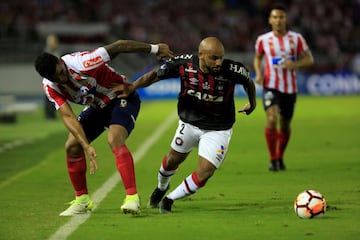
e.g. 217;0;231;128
0;96;359;240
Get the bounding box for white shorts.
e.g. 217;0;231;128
170;120;233;168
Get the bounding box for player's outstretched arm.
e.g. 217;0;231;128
104;40;174;60
132;69;159;90
114;69;159;98
58;102;98;174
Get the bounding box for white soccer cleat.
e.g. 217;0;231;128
120;194;140;215
59;197;94;216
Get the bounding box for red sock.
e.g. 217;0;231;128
265;127;278;161
277;130;291;159
112;145;137;195
66;153;88;196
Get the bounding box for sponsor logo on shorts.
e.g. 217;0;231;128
264;91;274;107
217;145;227;155
216;145;227;162
120;99;127;107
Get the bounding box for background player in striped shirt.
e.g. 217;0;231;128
118;37;256;213
253;4;314;171
34;40;173;216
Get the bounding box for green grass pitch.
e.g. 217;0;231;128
0;95;359;240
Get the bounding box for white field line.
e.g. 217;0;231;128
48;111;177;240
0;138;36;189
0;160;46;189
0;138;33;153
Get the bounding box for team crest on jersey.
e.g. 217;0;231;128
78;85;96;105
80;86;90;95
189;77;199;85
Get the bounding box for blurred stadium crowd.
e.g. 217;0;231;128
0;0;359;72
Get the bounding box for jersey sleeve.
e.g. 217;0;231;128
225;59;252;85
157;58;180;80
62;47;111;72
255;36;264;55
297;33;310;53
43;79;67;110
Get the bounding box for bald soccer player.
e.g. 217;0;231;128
115;37;256;213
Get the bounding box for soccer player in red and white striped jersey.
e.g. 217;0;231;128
254;4;314;171
34;40;173;216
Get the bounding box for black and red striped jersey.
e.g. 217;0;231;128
157;54;252;130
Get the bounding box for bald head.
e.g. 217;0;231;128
198;37;224;73
198;37;224;55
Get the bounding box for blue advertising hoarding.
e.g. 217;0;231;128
297;72;360;95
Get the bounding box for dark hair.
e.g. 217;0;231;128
271;3;287;12
34;52;59;79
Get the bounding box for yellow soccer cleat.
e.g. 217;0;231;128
59;194;93;216
121;194;140;215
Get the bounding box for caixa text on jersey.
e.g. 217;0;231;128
187;89;223;102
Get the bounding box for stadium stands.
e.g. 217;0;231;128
0;0;358;71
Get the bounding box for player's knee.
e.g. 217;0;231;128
65;142;83;156
107;128;127;148
267;115;277;127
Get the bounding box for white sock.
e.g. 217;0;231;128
167;173;200;200
158;164;177;191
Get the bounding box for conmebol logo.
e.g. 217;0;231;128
306;73;360;95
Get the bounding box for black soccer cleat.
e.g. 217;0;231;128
269;160;279;171
147;186;169;208
278;158;286;170
159;197;173;214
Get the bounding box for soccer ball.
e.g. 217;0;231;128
294;190;326;219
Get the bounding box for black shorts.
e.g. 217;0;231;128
262;88;297;119
78;92;141;142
